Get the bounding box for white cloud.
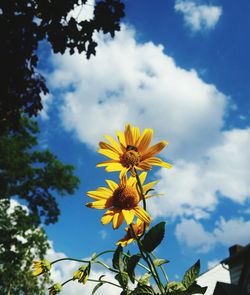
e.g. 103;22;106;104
175;0;222;32
148;128;250;219
46;243;119;295
175;217;250;253
45;24;250;223
175;219;214;253
48;24;226;161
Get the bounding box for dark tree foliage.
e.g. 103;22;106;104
0;0;125;132
0;116;80;225
0;199;51;294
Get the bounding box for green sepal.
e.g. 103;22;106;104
182;260;200;289
153;258;169;267
141;222;165;252
127;254;141;283
92;282;104;295
113;245;123;271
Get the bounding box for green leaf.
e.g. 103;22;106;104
113;245;123;271
138;273;151;285
153;258;169;267
168;281;186;291
141;222;165;252
131;285;155;294
127;254;141;283
115;272;128;289
92;282;104;294
182;260;200;289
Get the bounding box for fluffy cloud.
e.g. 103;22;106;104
46;243;118;295
148;128;250;219
45;24;250;223
47;24;226;162
174;0;222;32
175;217;250;253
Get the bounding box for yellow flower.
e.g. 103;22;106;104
86;172;157;229
97;123;172;175
32;259;51;276
73;265;90;285
117;219;147;247
48;283;62;295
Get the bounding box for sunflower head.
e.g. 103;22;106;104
86;172;156;229
97;123;172;176
73;265;90;285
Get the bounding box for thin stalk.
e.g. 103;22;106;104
95;260;119;273
61;278;74;286
92;249;150;272
130;225;162;295
51;257;89;265
152;252;169;284
88;278;122;289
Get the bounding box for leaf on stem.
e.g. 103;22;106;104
127;254;141;283
92;282;104;294
113;245;123;271
153;258;169;267
182;260;200;289
141;222;165;252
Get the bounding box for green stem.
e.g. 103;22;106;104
92;249;150;272
61;278;74;287
130;225;162;295
91;250;116;260
95;260;119;273
88;278;122;289
152;252;169;284
51;257;89;265
134;168;148;237
134;169;165;295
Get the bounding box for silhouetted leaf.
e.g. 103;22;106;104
141;222;165;252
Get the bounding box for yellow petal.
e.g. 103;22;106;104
132;126;140;144
145;157;172;169
105;180;118;191
99;141;121;155
101;209;115;224
86;190;112;200
32;268;42;276
86;200;109;209
116;131;126;150
139;172;147;185
137;161;152;170
96;159;118;168
124;124;133;146
104;134;123;153
112;211;124;229
98;148;120;160
122;209;135;225
106;163;125;172
141;141;168;160
137;128;153;153
142;180;158;194
133;206;151;224
120;173;127;186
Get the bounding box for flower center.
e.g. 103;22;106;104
112;186;139;209
120;146;141;168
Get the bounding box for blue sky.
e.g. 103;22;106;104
36;0;249;293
